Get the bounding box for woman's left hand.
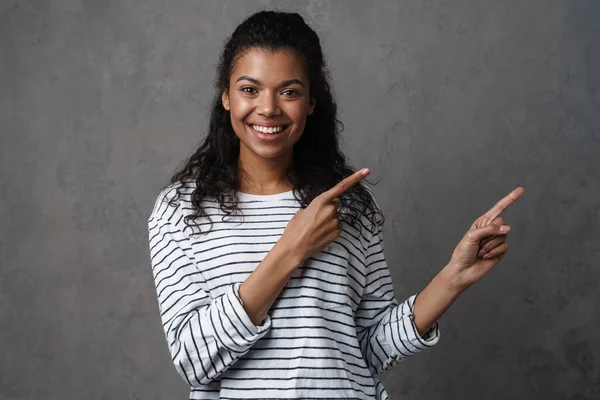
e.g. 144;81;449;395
442;187;525;292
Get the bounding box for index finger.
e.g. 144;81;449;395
483;186;525;220
321;168;370;202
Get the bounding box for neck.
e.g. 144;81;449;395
238;149;293;195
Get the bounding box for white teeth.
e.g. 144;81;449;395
251;125;284;134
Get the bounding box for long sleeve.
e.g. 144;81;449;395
354;222;440;376
147;208;272;387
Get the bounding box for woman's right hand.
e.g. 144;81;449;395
280;168;371;262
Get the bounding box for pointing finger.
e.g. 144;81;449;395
482;186;525;221
321;168;370;202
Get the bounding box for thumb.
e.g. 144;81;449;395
465;224;511;244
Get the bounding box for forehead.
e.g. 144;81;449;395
230;48;308;83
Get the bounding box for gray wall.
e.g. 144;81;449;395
1;1;599;399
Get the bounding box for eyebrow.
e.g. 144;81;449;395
235;75;305;88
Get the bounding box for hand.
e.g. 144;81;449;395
280;168;371;262
443;187;525;292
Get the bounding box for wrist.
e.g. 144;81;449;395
438;263;469;296
274;238;306;270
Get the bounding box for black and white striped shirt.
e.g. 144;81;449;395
147;182;440;400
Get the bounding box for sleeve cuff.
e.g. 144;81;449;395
406;294;440;346
382;294;441;356
209;283;272;354
230;282;272;334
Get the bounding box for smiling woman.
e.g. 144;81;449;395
222;49;315;168
146;9;522;400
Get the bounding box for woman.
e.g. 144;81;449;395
147;10;524;400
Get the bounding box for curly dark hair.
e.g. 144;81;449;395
167;10;384;235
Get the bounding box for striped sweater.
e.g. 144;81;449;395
147;182;440;400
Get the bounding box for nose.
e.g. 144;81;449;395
257;92;281;117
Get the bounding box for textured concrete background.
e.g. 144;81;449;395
1;1;599;399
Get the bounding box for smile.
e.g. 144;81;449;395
250;124;286;134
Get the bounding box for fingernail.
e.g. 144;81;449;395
500;225;510;232
362;168;370;175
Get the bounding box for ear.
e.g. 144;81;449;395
307;98;316;115
221;90;230;111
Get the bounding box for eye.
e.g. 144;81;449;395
241;87;258;94
281;89;300;97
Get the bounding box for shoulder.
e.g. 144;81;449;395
148;179;196;222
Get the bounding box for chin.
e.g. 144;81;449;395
251;147;290;160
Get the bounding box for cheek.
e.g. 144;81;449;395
229;95;253;120
287;102;311;123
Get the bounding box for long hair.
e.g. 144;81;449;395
167;10;384;235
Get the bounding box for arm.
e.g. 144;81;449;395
355;185;523;375
148;213;300;387
354;223;440;376
149;215;269;386
412;187;526;331
238;239;303;325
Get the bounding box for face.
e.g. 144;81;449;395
222;48;315;164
